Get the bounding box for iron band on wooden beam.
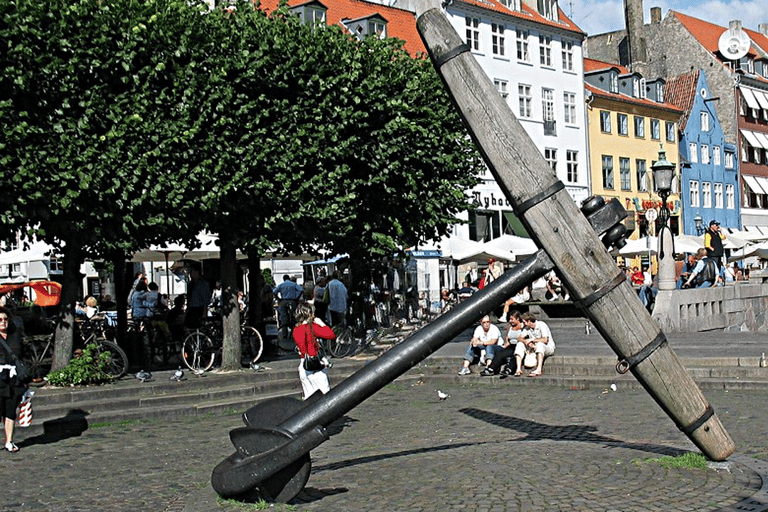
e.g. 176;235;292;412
679;405;715;436
516;180;565;215
434;43;471;68
615;331;668;374
576;272;626;310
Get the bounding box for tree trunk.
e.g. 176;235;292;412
52;242;83;371
219;234;241;370
247;249;261;329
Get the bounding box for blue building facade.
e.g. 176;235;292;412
667;70;740;235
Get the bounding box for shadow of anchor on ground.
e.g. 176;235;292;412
460;407;686;457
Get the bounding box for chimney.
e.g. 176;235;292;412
624;0;648;73
729;20;742;32
757;23;768;36
650;7;661;24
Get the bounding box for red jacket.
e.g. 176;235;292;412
292;321;336;357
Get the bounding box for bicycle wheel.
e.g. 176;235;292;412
328;327;355;358
96;340;129;379
241;325;264;364
22;335;54;380
182;331;216;373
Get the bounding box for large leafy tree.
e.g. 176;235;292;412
1;0;482;371
0;0;210;368
176;3;482;368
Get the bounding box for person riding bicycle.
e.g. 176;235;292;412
274;275;304;330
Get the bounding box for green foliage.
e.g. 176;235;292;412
261;268;275;287
44;343;116;386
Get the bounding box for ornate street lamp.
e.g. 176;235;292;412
693;214;704;236
652;146;675;229
652;145;677;291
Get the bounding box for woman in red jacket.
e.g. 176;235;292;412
292;303;336;399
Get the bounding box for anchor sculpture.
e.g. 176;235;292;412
211;7;735;502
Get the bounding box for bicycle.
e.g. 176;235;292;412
181;317;264;373
22;313;129;380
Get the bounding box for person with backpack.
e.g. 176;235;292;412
683;248;717;289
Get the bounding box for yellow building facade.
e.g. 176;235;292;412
585;59;684;248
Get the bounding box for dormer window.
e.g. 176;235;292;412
656;82;664;102
499;0;521;10
610;73;618;93
639;78;647;98
344;14;388;41
291;2;327;27
633;77;639;97
537;0;558;21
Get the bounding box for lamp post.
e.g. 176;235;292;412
694;214;704;236
652;146;676;291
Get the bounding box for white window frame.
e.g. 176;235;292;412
666;121;675;143
634;116;645;138
466;16;480;51
516;29;529;62
561;41;573;71
690;180;700;207
610;73;618;93
713;146;721;166
700;111;710;132
620;157;631;191
494;79;509;101
306;6;326;25
566;150;578;183
518;84;532;118
725;151;734;169
491;23;505;56
602;155;614;190
539;35;552;67
544;147;557;171
701;144;710;164
714;183;723;209
726;184;735;209
563;92;576;124
542;87;555;122
702;182;712;208
689;142;698;163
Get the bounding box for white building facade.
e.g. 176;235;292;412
442;0;589;242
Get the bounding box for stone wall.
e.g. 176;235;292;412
652;273;768;332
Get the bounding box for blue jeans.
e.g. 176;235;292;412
696;281;713;289
463;344;500;364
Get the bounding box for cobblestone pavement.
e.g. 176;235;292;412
4;382;768;512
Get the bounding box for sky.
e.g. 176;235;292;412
565;0;767;36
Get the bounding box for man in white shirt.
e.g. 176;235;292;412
458;315;502;375
513;312;555;377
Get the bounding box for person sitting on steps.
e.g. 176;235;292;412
458;315;501;375
513;312;555;377
481;311;525;376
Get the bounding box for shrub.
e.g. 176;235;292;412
45;343;116;386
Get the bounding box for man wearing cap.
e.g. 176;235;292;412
704;220;726;271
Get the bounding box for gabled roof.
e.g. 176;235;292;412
256;0;427;56
664;69;700;130
673;11;768;83
584;57;684;114
455;0;585;37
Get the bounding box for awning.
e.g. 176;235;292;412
754;131;768;148
741;87;762;110
742;175;766;194
740;129;763;148
753;89;768;110
756;176;768;195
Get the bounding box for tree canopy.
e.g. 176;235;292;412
0;0;482;369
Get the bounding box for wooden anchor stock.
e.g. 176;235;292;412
415;8;734;461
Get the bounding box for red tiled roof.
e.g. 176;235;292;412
456;0;585;36
256;0;427;56
673;11;768;70
584;57;628;74
664;69;699;130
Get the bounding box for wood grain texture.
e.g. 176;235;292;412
417;9;734;460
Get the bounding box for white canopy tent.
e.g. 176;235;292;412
481;234;539;262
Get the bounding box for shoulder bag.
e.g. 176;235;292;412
302;323;324;372
0;335;30;385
